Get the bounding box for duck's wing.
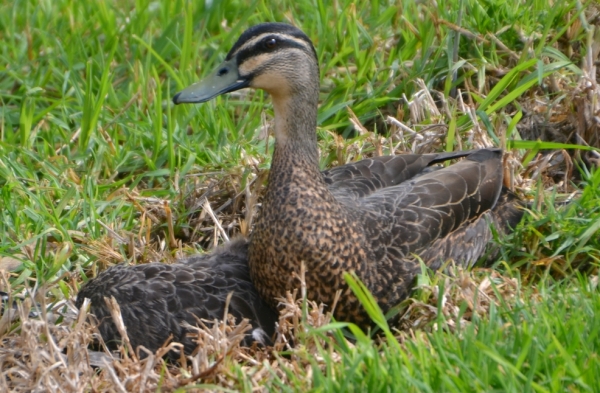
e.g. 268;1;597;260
350;149;506;263
419;188;524;270
367;186;524;318
76;238;277;361
323;150;476;199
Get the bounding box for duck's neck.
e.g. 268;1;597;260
269;89;321;180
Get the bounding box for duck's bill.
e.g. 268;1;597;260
172;59;249;104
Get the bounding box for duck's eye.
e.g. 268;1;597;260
264;38;277;49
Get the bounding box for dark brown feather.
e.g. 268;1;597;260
323;150;477;199
76;238;277;361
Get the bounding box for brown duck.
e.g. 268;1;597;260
173;23;523;326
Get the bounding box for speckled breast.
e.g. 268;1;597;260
247;180;376;324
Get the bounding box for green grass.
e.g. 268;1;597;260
268;278;600;392
1;0;599;391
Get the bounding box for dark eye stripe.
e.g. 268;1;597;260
234;37;314;66
227;23;313;56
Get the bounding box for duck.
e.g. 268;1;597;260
172;22;524;326
76;238;278;361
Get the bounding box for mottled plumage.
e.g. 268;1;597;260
76;239;277;360
173;22;524;326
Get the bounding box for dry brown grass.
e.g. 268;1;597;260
1;259;539;392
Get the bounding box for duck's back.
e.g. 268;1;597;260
76;238;277;361
323;150;477;199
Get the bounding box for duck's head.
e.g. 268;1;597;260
173;23;319;105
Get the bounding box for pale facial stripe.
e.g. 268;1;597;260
237;52;278;76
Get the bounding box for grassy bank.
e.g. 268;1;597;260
1;0;599;391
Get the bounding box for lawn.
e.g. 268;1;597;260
1;0;599;391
